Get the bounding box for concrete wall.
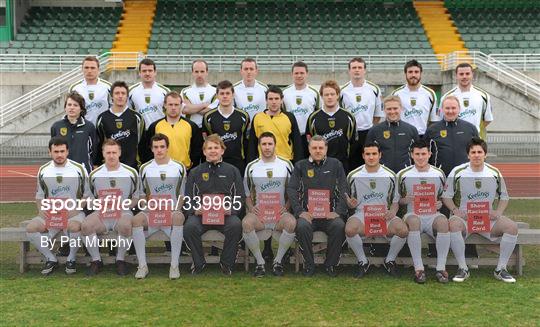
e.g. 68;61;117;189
0;72;61;106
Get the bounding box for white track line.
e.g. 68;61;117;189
6;170;36;178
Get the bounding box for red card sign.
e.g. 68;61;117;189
202;194;225;225
148;194;173;227
413;183;436;215
467;201;490;233
308;189;330;219
98;189;122;220
45;197;68;229
258;192;281;224
363;204;387;237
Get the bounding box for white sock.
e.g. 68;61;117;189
407;231;423;271
85;234;101;261
347;235;367;263
497;233;518;271
274;231;295;263
435;232;451;271
27;232;57;262
170;226;183;267
243;231;264;265
450;231;467;270
116;235;131;261
66;232;80;262
132;227;146;267
386;235;407;263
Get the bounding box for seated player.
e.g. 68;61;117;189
25;137;89;275
398;140;450;284
132;134;186;279
243;132;296;277
81;139;139;276
443;137;518;283
345;142;409;278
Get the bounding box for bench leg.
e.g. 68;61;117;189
19;241;29;273
244;244;249;272
294;246;300;273
516;244;523;276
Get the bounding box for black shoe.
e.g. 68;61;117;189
57;243;70;257
435;270;449;284
302;265;315;277
116;260;129;276
86;260;103;276
253;264;265;278
220;262;232;276
210;246;219;256
282;248;293;265
41;260;58;276
272;261;284;277
414;270;427;284
191;263;206;275
494;269;516;283
262;239;274;262
383;260;399;278
325;265;338;277
353;260;370;279
65;260;77;275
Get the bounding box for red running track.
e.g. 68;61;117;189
0;163;539;202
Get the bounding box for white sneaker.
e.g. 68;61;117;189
135;265;148;279
169;265;180;280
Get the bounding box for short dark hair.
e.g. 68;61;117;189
82;56;100;68
48;136;68;150
259;131;276;144
266;85;283;99
110;81;129;95
139;58;156;71
192;59;208;72
292;61;308;73
240;57;257;70
348;57;366;70
466;137;487;154
455;62;473;74
151;133;170;148
216;80;234;93
410;139;429;153
64;91;86;118
363;142;380;153
404;59;423;73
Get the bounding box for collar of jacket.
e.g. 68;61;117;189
63;115;86;127
444;119;458;126
308;156;327;166
205;159;223;168
386;120;400;127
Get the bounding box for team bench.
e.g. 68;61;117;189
0;221;539;275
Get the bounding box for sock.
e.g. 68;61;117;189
243;231;264;265
132;227;146;267
386;235;407;263
116;235;131;261
66;232;80;262
170;226;184;267
407;231;423;271
274;231;295;264
450;231;467;270
27;232;57;262
497;233;518;271
347;235;367;264
435;232;451;271
85;234;101;261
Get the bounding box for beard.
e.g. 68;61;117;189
407;77;420;86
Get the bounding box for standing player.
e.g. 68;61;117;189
282;61;320;154
248;85;303;163
442;138;518;283
69;56;111;125
203;80;250;174
398;140;450;283
441;63;493;138
306;80;357;173
132;134;187;279
340;57;384;170
234;58;268;122
243;132;296;277
82;139;139;276
181;59;217;128
95;81;145;169
391;60;440;137
25;137;89;275
345;142;409;278
129;58;170;128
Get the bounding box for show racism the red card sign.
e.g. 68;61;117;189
202;194;225;225
467;201;491;233
148;194;173;227
98;189;122;220
308;189;330;219
363;204;387;237
45;197;68;229
257;192;281;224
413;183;436;215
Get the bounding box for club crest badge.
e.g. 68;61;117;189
60;127;67;136
475;180;482;189
440;130;447;138
160;172;166;181
88;91;95;101
56;175;63;184
329;120;335;128
199;92;205;101
383;130;391;139
202;172;209;181
296;96;302;105
247;93;253;102
223;122;230;131
370;180;376;189
266;170;273;178
307;169;314;178
410;98;416;106
116;121;123;129
463;98;469;107
356;94;362;103
109;179;116;188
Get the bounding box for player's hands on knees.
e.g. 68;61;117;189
399;195;414;205
225;209;232;216
436;200;443;210
452;208;466;219
68;210;80;218
38;210;48;219
489;210;503;221
250;205;260;216
345;194;358;208
195;209;202;216
327;212;340;220
384;211;396;221
280;206;288;215
299;211;312;222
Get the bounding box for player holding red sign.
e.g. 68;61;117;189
132;134;187;279
398;140;449;284
243;132;295;277
442;138;518;283
345;142;409;278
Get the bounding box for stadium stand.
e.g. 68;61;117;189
447;0;540;54
1;6;122;55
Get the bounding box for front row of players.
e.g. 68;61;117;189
27;133;518;283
